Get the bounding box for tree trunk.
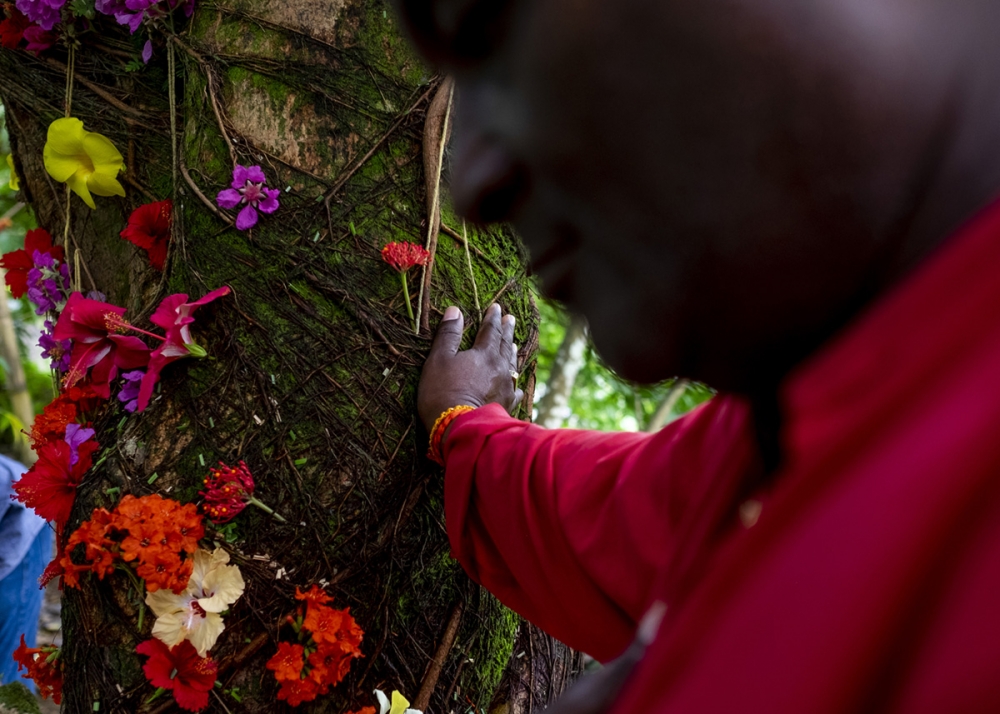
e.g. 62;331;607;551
534;316;587;429
0;3;577;712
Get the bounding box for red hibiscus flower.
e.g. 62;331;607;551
136;287;230;412
53;292;151;398
0;4;28;48
13;434;99;533
136;639;217;713
0;228;64;298
121;200;172;271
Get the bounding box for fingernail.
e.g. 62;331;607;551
444;306;461;321
489;303;500;315
637;601;667;646
503;315;515;326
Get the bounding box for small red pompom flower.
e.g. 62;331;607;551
136;638;217;712
199;460;285;523
381;241;430;329
121;199;172;271
381;241;430;273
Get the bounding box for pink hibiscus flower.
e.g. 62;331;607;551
136;287;230;412
53;292;151;398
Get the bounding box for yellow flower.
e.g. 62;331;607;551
43;117;125;209
375;690;422;714
5;154;19;191
146;547;245;657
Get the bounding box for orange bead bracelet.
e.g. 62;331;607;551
427;405;476;466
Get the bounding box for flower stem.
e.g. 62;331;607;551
248;496;287;523
400;271;415;331
145;687;166;705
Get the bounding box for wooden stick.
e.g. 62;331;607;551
413;600;464;711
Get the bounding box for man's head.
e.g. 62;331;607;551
397;0;999;391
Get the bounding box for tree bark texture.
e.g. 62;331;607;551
0;3;579;712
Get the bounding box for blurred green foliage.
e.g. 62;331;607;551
534;297;713;431
0;105;54;444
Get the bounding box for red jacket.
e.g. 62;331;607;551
442;199;1000;712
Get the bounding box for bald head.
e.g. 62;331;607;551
397;0;1000;390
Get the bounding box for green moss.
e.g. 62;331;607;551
0;683;41;714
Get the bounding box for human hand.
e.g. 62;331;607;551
545;602;666;714
418;303;523;433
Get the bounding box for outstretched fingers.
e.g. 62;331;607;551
431;306;465;357
473;303;504;351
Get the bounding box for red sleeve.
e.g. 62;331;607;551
443;395;756;661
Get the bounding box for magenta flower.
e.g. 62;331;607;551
53;292;152;398
216;165;280;231
22;24;55;52
136;287;230;412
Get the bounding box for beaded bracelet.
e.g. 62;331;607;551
427;405;476;466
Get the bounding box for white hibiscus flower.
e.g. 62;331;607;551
146;546;245;656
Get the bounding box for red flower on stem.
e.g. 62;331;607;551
13;433;99;533
13;635;63;703
121;199;172;271
199;460;284;523
136;639;217;713
53;292;152;398
380;242;430;328
0;4;29;49
0;228;64;298
136;287;230;412
381;241;430;273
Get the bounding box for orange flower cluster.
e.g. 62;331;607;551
29;383;98;449
60;494;204;593
13;635;63;704
265;585;364;707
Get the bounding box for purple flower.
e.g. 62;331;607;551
95;0;156;33
64;423;96;466
94;0;127;13
39;320;72;373
25;250;70;315
142;38;153;63
15;0;64;31
117;370;144;413
216;164;280;231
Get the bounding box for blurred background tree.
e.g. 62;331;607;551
0;107;55;464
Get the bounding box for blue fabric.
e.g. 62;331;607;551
0;527;51;690
0;453;47;581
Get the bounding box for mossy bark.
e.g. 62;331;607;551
0;2;582;711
